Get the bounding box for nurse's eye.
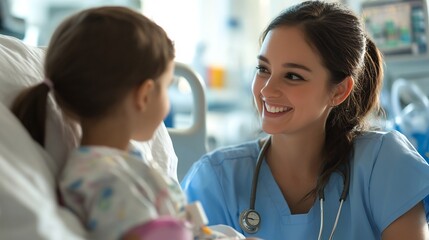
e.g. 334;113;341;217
285;72;304;81
256;65;270;75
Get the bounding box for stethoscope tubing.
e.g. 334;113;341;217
240;135;351;238
249;136;271;209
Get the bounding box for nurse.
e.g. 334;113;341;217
181;1;429;239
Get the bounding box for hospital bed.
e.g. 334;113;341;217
0;34;207;239
171;62;208;180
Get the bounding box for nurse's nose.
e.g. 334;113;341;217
260;77;281;98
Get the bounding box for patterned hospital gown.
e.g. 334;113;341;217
59;145;187;240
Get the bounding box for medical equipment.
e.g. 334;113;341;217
168;62;207;181
391;78;429;161
0;0;25;38
361;0;429;100
239;136;351;240
361;0;429;60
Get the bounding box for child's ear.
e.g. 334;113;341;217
331;76;354;106
135;79;155;111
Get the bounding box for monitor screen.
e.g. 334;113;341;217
361;0;428;58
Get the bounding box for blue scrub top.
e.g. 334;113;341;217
181;131;429;240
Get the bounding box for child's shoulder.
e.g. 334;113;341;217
62;146;138;178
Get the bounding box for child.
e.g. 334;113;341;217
11;6;245;240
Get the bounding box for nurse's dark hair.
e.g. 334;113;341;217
11;6;174;147
261;1;383;198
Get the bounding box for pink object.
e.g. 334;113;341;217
123;217;193;240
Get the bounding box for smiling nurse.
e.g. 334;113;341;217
181;1;429;240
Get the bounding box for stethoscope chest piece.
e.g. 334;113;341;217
237;136;350;237
239;209;261;234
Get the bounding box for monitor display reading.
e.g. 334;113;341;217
362;0;428;57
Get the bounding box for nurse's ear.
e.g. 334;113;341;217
330;76;354;107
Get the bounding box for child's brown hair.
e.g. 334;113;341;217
12;6;175;146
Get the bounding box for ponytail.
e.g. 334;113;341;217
314;36;384;199
11;83;50;147
359;36;384;120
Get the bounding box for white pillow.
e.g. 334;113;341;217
0;35;45;107
0;102;86;240
0;34;87;240
0;34;77;177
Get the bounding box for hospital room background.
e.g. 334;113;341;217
1;0;429;180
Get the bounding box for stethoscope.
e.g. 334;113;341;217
239;136;351;240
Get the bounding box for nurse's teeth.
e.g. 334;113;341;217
265;103;289;113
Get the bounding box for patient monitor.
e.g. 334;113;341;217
362;0;428;59
361;0;429;104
